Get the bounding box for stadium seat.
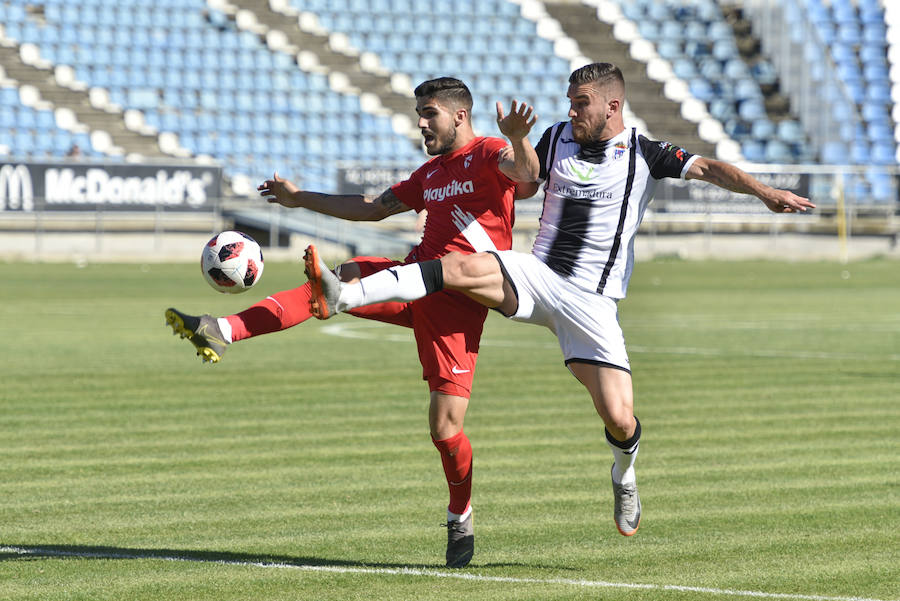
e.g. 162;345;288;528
870;144;898;165
865;83;892;105
859;43;887;65
741;140;766;162
867;122;894;145
867;169;896;202
738;99;767;121
820;141;846;164
688;77;716;102
709;99;737;122
777;120;805;143
751;119;776;139
851;141;871;164
764;140;793;163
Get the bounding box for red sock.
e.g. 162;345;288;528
226;283;313;342
432;430;473;515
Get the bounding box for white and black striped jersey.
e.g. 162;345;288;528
531;122;699;299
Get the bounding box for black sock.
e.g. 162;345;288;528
419;259;444;294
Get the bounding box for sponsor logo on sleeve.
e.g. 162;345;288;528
658;141;686;161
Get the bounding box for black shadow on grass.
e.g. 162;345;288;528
0;544;566;571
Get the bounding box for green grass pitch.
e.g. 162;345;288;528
0;258;897;601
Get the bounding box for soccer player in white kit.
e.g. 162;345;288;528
304;63;815;537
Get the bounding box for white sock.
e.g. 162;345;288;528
607;418;641;485
216;317;233;343
447;505;472;523
336;263;428;312
609;441;639;486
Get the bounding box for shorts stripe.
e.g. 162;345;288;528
564;357;631;374
486;250;518;318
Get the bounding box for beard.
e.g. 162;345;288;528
427;126;457;156
571;115;606;145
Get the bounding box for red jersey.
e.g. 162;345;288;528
392;136;516;262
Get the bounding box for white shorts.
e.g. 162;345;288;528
491;251;630;372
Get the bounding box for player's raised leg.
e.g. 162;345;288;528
165;282;318;363
165;308;230;363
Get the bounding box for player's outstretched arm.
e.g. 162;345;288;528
257;173;411;221
496;100;540;183
686;158;816;214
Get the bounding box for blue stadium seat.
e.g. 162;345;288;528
698;57;723;79
646;2;669;21
667;56;694;80
660;20;686;42
638;19;660;42
848;177;872;201
712;39;739;61
865;83;892;105
684;40;711;58
751;119;776;139
863;62;890;83
0;107;15;128
709;99;737;122
734;78;763;102
870;144;897;166
16;107;36;129
861;101;890;123
821;141;845;164
867;122;894;145
831;0;857;25
750;60;778;86
741;140;766;162
738;99;767;121
777;120;805;143
851;141;871;164
673;17;714;43
844;80;866;105
764;140;793;163
867;169;896;202
656;40;683;61
831;42;856;65
836;24;862;46
707;21;732;42
859;3;885;25
859;43;887;65
725;119;751;140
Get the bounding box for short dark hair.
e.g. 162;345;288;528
414;77;473;112
568;62;625;91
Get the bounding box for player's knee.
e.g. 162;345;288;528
439;252;468;285
441;252;500;288
604;410;636;440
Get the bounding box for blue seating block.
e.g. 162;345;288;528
741;140;767;162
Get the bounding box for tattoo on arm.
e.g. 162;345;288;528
377;188;404;212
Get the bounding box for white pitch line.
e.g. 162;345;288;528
320;322;900;361
0;545;893;601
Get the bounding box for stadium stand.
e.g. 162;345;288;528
286;0;573;139
0;0;896;203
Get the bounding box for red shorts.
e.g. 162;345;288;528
347;257;487;398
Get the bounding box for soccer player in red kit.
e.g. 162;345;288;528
165;77;539;568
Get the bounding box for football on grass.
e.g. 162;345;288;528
201;230;264;293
